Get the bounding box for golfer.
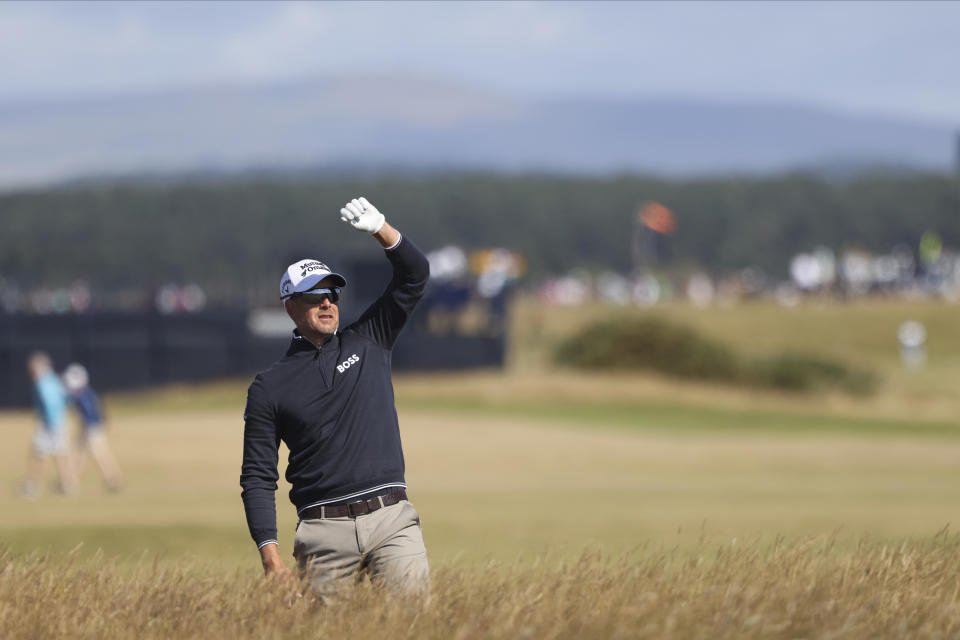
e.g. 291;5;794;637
19;351;76;498
63;363;124;492
240;197;430;596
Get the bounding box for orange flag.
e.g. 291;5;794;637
638;201;676;235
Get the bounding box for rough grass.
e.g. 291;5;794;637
4;532;960;639
554;315;880;394
555;315;742;378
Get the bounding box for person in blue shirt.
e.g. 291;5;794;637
62;363;124;492
19;351;76;498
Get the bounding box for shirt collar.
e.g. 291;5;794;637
287;328;339;355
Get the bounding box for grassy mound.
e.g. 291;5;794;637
745;352;879;395
556;317;878;394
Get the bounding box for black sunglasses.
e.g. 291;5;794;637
292;288;341;304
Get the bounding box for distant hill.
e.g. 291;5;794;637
0;74;954;189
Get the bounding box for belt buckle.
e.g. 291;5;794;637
346;501;365;518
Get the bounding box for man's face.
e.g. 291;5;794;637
27;354;50;380
284;277;340;342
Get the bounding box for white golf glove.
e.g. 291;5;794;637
339;197;385;234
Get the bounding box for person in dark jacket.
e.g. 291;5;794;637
240;197;430;597
62;363;124;492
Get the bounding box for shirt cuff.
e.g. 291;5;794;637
384;234;402;251
256;539;278;550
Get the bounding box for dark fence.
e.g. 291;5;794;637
0;290;508;409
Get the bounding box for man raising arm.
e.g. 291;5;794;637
241;197;430;597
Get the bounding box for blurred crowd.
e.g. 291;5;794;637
0;245;525;316
2;233;957;316
540;232;960;308
0;281;210;316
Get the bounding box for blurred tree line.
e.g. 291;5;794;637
2;171;957;295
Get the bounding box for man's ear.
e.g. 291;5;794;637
283;298;296;318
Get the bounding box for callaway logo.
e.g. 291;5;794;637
337;353;360;374
281;278;292;295
300;261;330;277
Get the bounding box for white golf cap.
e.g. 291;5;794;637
63;363;89;392
280;259;347;299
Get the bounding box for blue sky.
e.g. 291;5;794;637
1;0;958;124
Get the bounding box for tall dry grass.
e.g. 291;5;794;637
3;532;959;639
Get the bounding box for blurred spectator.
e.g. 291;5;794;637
62;363;124;492
18;352;76;498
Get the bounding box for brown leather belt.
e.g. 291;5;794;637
299;489;407;520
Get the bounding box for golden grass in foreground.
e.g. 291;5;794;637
3;532;960;639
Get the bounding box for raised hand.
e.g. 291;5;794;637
339;197;386;234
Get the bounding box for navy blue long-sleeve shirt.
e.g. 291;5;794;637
240;235;429;548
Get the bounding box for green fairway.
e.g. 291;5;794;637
398;395;960;437
3;375;960;571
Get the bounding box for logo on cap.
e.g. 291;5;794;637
282;258;346;299
300;261;330;277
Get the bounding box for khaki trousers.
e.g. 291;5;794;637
293;500;429;596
